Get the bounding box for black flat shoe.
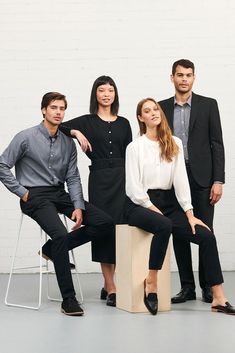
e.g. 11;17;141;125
106;293;116;307
100;287;108;300
171;288;196;304
202;286;213;303
144;279;158;315
211;302;235;315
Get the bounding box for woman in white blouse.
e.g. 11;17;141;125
125;97;235;316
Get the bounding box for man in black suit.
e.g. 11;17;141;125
159;59;225;304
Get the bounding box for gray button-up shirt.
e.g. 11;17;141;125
173;96;191;161
0;122;85;210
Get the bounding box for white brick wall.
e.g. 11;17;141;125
0;0;235;272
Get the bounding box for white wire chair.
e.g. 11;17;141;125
5;213;83;310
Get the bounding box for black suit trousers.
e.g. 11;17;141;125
173;165;215;289
20;186;114;299
126;190;223;287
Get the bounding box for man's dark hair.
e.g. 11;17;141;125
41;92;67;110
89;75;119;115
172;59;195;75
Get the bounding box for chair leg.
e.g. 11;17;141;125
5;213;43;310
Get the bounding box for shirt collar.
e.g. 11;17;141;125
38;121;60;139
174;95;192;107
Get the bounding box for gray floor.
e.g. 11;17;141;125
0;272;235;353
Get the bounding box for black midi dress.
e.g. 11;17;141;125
60;114;132;264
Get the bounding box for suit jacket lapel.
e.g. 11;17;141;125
164;97;174;131
189;92;198;134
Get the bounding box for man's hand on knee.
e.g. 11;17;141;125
71;209;83;230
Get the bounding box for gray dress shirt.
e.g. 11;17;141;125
0;122;85;210
173;96;191;161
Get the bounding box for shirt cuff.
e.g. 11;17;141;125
182;203;193;213
74;200;85;210
141;200;153;208
16;186;29;199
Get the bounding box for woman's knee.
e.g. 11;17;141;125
159;217;172;234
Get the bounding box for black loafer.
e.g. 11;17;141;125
171;288;196;304
202;286;213;303
211;302;235;315
100;287;108;300
144;280;158;315
106;293;116;307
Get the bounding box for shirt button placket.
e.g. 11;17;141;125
108;124;113;162
49;137;55;170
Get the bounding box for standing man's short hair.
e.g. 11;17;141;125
172;59;195;75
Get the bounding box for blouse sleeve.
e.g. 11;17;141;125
173;138;193;212
125;142;153;208
59;117;84;138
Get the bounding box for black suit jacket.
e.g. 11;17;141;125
159;92;225;188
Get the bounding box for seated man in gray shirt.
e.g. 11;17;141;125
0;92;114;316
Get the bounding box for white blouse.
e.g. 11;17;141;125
125;135;193;212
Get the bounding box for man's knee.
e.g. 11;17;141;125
51;233;68;246
197;226;216;244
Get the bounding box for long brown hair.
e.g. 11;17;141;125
136;98;179;162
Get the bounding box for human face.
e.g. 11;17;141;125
138;100;161;129
42;99;66;126
96;83;115;108
171;65;195;94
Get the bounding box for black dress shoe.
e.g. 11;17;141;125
202;286;213;303
211;302;235;315
61;297;84;316
144;280;158;315
171;288;196;304
106;293;116;307
100;287;108;300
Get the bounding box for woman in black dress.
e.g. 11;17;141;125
60;76;132;306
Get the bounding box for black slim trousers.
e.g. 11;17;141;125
173;164;215;290
125;189;223;287
20;186;114;300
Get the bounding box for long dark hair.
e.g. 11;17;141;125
89;75;119;115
